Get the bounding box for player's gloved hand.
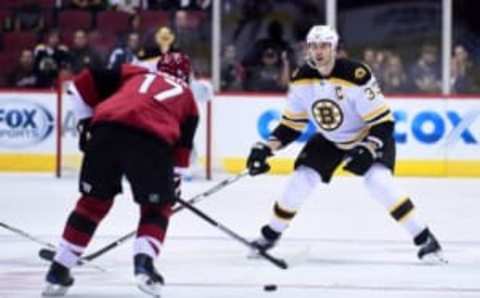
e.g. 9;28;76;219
246;142;273;176
343;137;382;175
77;117;92;152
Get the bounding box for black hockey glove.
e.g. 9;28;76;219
77;117;92;152
246;142;273;176
343;136;382;176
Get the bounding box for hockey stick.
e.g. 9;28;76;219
39;170;250;264
0;222;56;249
0;221;106;271
175;197;288;270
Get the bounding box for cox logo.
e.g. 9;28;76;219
0;100;54;148
257;109;479;145
394;110;479;145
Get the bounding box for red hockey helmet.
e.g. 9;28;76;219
156;52;192;83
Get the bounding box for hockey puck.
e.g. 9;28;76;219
263;284;277;291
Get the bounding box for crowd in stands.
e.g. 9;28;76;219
0;0;210;88
0;0;478;94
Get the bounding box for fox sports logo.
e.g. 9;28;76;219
0;100;54;148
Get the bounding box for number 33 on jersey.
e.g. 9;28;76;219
282;58;393;149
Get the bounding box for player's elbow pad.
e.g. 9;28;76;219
369;121;394;144
270;124;302;148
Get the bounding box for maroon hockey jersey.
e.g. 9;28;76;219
72;64;199;167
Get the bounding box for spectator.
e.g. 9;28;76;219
291;41;307;66
451;44;474;93
69;0;107;11
147;0;173;10
362;48;386;80
70;29;104;74
363;48;376;69
233;0;273;43
244;47;289;92
7;49;38;88
221;44;244;91
33;29;71;87
13;0;45;32
108;32;144;69
242;20;295;69
110;0;143;14
409;44;441;93
178;0;212;10
127;13;142;34
144;26;179;57
382;54;409;93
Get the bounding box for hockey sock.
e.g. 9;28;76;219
268;166;321;233
55;195;113;268
363;164;426;238
135;203;172;259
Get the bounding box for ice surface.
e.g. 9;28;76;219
1;173;480;298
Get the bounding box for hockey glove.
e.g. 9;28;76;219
246;142;273;176
343;136;382;176
77;117;92;152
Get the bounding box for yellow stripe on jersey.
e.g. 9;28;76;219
281;110;309;131
280;118;307;131
362;104;390;122
283;110;309;120
326;77;356;88
367;111;394;126
290;78;322;86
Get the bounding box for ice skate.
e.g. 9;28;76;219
248;225;281;258
134;254;164;297
42;261;74;297
415;228;447;264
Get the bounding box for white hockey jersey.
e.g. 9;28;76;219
281;58;393;149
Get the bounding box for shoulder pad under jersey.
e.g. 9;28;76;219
290;63;322;84
330;58;373;86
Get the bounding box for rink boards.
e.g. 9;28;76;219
0;91;479;176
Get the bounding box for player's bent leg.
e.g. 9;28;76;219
133;203;172;297
42;195;114;296
363;164;445;263
250;166;321;256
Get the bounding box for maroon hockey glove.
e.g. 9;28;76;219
77;117;92;152
246;142;273;176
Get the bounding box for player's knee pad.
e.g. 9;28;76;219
363;163;403;208
138;203;173;242
280;166;322;210
75;195;114;223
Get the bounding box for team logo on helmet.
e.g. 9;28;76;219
156;52;192;83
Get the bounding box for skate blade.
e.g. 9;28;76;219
136;274;162;298
247;249;262;259
42;283;70;297
420;252;448;265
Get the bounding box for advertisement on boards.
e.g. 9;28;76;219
0;93;56;153
213;95;480;175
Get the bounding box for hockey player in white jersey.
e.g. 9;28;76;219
246;25;446;263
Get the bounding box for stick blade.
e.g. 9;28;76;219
39;248;55;262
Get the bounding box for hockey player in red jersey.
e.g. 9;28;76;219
42;53;198;297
